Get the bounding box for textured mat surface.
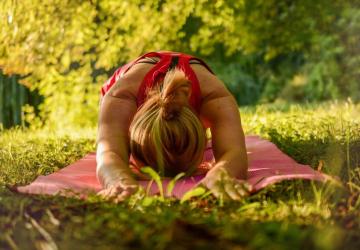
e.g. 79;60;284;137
17;136;328;198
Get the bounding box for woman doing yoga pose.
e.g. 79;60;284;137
96;51;249;202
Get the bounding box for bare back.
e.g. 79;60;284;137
97;55;247;191
105;57;231;128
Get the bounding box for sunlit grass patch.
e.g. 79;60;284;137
0;128;96;186
242;101;360;179
0;101;359;249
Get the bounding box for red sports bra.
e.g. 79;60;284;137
100;51;214;113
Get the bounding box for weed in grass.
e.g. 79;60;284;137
0;101;359;249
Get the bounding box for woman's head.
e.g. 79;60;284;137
129;68;206;176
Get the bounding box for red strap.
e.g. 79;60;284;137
136;53;172;107
102;51;214;114
177;55;202;113
100;52;163;97
157;51;214;75
100;66;123;96
121;51;163;77
188;56;215;74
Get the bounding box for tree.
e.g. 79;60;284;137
0;0;357;128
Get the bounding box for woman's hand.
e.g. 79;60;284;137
199;167;252;200
97;176;140;203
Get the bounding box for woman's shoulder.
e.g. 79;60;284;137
105;62;154;100
105;53;231;107
191;64;232;103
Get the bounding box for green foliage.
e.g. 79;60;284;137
0;102;359;249
166;172;185;197
0;72;24;128
0;128;95;186
188;0;334;57
300;7;360;102
0;0;359;128
241;101;360;183
180;186;207;204
0;0;98;128
0;71;43;128
141;166;165;200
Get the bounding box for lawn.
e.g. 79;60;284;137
0;101;359;250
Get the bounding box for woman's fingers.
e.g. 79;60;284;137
206;182;227;200
113;190;133;203
224;181;242;200
216;179;251;200
97;188;118;201
234;182;250;197
113;184;141;203
97;185;122;200
97;182;140;203
201;171;252;201
97;187;114;198
236;180;252;192
212;181;234;200
98;176;252;203
108;186;119;197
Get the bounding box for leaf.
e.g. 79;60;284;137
166;172;185;197
237;202;261;212
141;197;154;207
180;186;206;204
145;179;154;197
141;167;164;200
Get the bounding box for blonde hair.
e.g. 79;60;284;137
129;68;206;176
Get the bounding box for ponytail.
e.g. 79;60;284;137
129;68;206;176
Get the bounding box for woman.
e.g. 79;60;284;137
96;51;249;202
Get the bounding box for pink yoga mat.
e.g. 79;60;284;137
16;136;329;199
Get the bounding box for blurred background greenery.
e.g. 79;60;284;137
0;0;359;129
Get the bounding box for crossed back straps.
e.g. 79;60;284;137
101;51;214;113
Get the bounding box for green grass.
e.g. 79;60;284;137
1;101;359;250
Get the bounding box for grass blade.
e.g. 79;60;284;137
166;172;185;197
180;186;206;204
141;167;164;200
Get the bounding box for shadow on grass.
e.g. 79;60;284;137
1;178;359;250
267;129;360;182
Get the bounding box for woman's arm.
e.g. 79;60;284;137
201;95;248;176
198;74;249;199
200;76;248;179
96;76;139;200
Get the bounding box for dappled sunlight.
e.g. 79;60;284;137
0;0;359;249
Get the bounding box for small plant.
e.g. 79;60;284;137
140;167;212;203
140;167;165;201
1;102;359;249
180;186;207;204
166;172;185;196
